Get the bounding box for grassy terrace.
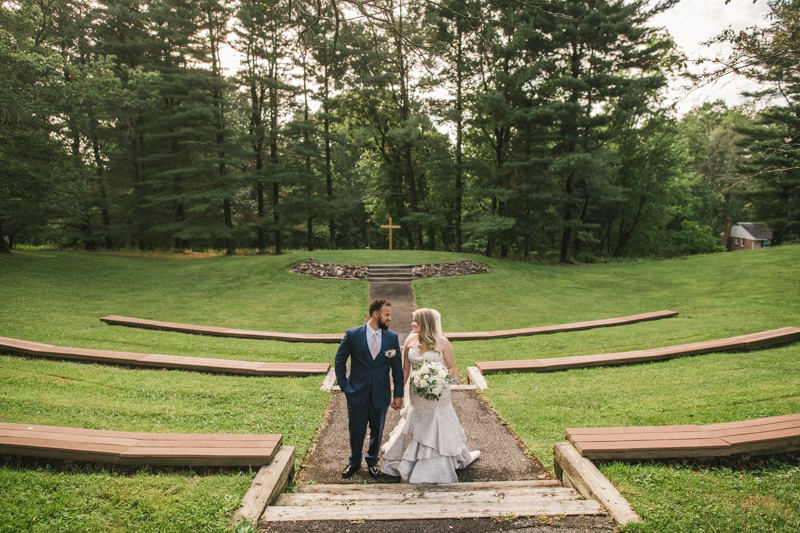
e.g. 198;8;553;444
413;245;800;533
0;249;460;533
1;247;799;532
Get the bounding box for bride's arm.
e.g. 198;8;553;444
441;336;456;376
402;334;414;384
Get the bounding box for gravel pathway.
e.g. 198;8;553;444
258;279;616;533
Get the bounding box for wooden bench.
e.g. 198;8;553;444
101;315;343;343
565;414;800;460
476;327;800;374
102;310;677;343
0;422;282;466
0;336;330;377
445;310;677;340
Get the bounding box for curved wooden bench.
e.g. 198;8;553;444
0;422;282;466
0;336;330;377
565;414;800;460
101;310;677;343
101;315;343;343
475;327;800;374
445;310;678;340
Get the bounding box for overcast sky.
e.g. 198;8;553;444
651;0;772;114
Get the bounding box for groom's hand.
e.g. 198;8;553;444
391;397;403;411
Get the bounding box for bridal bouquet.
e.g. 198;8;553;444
412;360;451;401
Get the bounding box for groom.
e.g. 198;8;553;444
335;298;404;478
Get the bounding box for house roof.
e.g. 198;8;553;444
731;222;773;241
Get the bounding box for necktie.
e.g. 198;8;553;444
371;331;379;359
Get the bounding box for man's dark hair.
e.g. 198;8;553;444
369;298;391;317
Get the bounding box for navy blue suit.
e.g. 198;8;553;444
335;324;404;467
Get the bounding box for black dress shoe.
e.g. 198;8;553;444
342;464;360;478
368;464;380;478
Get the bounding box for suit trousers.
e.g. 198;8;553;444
346;398;388;467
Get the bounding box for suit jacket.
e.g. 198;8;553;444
334;324;404;408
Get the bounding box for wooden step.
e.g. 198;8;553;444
275;487;580;507
295;479;561;493
0;335;330;377
100;316;342;343
263;499;602;521
566;413;800;460
0;423;282;467
447;310;678;341
476;327;800;374
262;480;604;521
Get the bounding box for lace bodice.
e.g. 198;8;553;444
407;348;444;366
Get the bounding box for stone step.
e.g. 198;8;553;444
368;278;413;283
368;265;413;282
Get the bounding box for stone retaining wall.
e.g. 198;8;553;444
291;259;488;280
290;261;368;279
412;260;488;278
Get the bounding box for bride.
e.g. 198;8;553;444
380;308;480;483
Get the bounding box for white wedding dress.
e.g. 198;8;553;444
380;348;480;483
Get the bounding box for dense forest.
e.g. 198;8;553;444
1;0;798;260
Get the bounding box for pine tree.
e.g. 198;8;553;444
530;0;669;262
720;1;800;244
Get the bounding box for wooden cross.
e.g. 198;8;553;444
380;217;401;251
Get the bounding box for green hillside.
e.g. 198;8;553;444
1;247;798;532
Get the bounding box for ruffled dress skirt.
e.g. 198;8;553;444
380;386;479;483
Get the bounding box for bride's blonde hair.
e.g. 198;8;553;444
413;308;437;353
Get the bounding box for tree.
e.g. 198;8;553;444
715;0;800;245
533;0;671;263
677;101;752;225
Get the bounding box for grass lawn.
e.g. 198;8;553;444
1;246;799;532
412;245;800;532
0;249;470;533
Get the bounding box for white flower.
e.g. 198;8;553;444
384;349;397;358
413;376;421;386
437;369;448;378
419;379;429;388
431;387;441;396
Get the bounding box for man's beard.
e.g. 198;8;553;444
377;317;390;330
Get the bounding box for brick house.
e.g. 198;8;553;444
720;217;773;251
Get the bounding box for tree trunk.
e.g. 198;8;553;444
250;77;267;254
272;182;281;255
559;40;583;265
303;55;313;253
224;199;234;255
90;120;113;249
257;183;266;252
0;217;9;253
454;28;464;253
559;172;574;263
208;12;234;256
324;74;336;250
395;22;423;250
269;36;281;255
